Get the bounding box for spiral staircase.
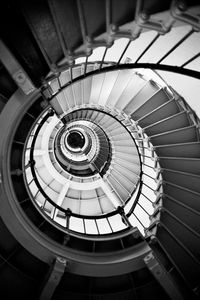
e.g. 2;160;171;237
0;1;200;299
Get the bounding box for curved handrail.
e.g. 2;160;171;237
43;63;200;103
23;81;160;238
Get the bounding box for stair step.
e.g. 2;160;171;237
62;85;75;110
123;81;159;117
72;66;82;79
107;176;129;200
83;75;93;105
56;92;70;112
163;182;200;213
155;142;200;158
50;97;63;115
90;110;101;121
115;74;146;111
158;209;200;260
115;152;140;164
111;162;140;178
108;124;125;134
49;78;60;94
162;169;200;194
86;109;95;120
136;99;180;128
89;73;106;104
113;139;135;147
98;114;114;127
109;169;136;192
144;111;190;136
80;109;88;119
72;81;82;106
131;88;171;121
112;163;140;179
114;145;139;155
106;69;139;108
91;110;105;123
59;69;71;86
77;109;84;119
150;126;198;146
155;224;200;289
159;157;200;175
111;132;130;141
98;71;120;106
160;195;200;235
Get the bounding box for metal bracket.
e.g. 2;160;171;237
171;0;200;31
144;251;186;300
0;40;35;95
39;256;68;300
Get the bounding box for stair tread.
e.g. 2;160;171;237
143;111;190;136
157;196;200;234
155;141;200;148
162;182;200;214
124;80;159;116
150;125;198;146
163;180;200;196
150;125;196;138
158;156;200;175
115;74;146;111
136;99;180;128
159;156;200;161
106;69;136;108
161;168;200;193
131;87;171;121
161;168;200;178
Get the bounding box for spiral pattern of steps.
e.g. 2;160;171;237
46;65;200;295
9;63;199;296
0;1;200;299
3;62;200;299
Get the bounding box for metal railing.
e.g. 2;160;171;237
22;89;161;238
19;0;200;239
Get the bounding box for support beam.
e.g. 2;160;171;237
39;257;67;300
144;251;186;300
0;39;35;95
51;181;70;218
99;178;122;208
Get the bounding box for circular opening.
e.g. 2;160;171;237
67;131;85;149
